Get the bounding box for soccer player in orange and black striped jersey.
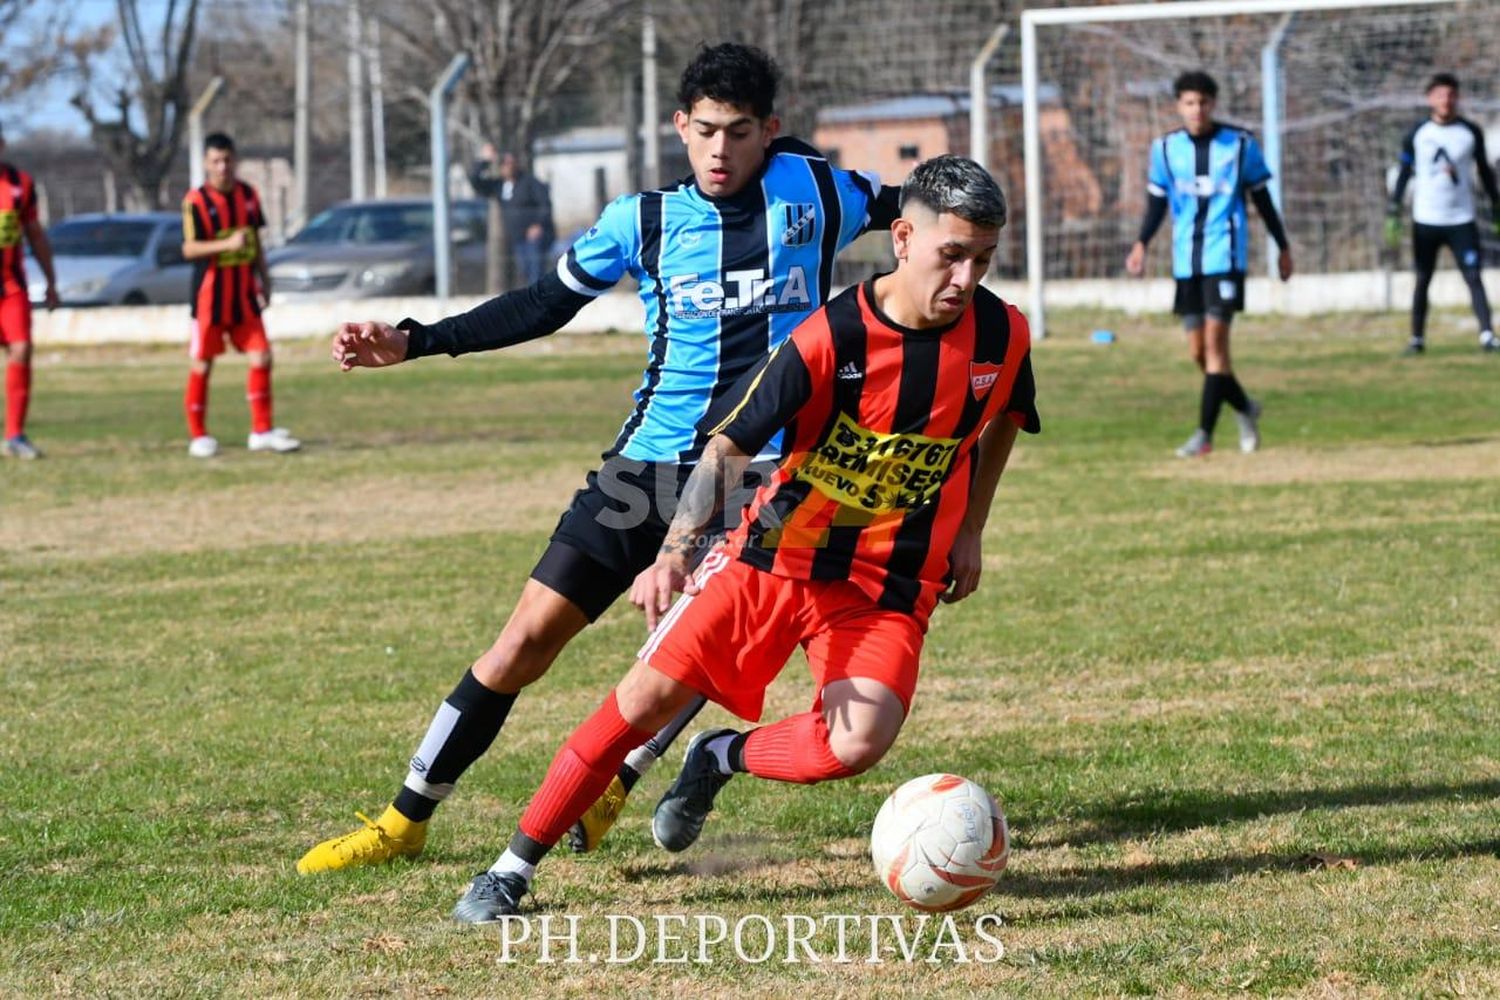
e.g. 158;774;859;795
448;155;1039;922
181;132;298;458
0;122;59;459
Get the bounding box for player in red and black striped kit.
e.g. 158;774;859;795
449;154;1040;922
181;132;298;457
0;122;59;459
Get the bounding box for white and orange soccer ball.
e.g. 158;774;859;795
869;773;1009;912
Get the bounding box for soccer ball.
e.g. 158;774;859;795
869;773;1009;912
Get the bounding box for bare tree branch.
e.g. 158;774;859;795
70;0;203;209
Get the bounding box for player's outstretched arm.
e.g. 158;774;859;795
631;433;752;630
943;417;1020;605
332;321;408;370
392;272;594;362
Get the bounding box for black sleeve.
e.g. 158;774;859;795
1470;123;1500;207
1249;187;1290;250
864;185;902;234
1389;163;1413;214
1390;124;1418;213
1004;354;1040;435
399;270;591;359
1136;193;1168;245
469;161;500;199
714;341;816;457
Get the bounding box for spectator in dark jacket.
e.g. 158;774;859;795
471;145;556;289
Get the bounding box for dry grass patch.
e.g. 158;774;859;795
0;464;585;565
1148;438;1500;487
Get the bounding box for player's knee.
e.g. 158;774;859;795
472;619;564;691
827;725;898;775
614;661;690;731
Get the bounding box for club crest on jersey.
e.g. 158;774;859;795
781;203;816;247
970;362;1003;397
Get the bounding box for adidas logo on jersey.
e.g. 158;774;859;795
837;361;863;381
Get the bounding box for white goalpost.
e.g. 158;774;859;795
1019;0;1478;340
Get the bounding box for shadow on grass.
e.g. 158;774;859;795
1000;835;1500;902
1021;778;1500;849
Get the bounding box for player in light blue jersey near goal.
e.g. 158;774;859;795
1127;70;1294;458
297;43;900;879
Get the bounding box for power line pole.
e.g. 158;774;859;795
368;18;388;198
293;0;311;228
188;77;225;189
641;3;659;189
347;0;367;200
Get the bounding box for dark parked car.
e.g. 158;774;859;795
267;198;491;301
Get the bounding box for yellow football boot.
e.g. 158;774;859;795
568;775;630;853
296;806;427;874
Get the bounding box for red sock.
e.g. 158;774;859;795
246;365;272;434
742;711;860;785
185;371;209;439
517;692;653;847
5;362;29;439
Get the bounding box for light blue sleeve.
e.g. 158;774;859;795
1241;133;1272;189
833;167;882;249
1147;138;1170;196
559;194;638;294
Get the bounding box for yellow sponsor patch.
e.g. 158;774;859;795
215;227;259;266
0;210;21;250
793;411;960;514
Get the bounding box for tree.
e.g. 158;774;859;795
71;0;202;209
379;0;636;291
0;1;112;105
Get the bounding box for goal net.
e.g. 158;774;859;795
1019;0;1498;336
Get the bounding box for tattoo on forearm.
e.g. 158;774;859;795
662;437;732;555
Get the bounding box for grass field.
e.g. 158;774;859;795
2;307;1498;997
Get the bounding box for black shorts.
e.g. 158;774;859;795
1174;272;1245;323
530;458;692;622
1413;221;1482;274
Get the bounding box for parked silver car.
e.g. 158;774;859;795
267;198;490;301
26;213;191;306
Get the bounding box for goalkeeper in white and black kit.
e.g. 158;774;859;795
1386;72;1500;355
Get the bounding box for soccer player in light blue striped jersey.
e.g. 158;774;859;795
298;43;900;876
1127;71;1294;458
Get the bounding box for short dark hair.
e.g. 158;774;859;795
899;154;1007;230
204;132;235;153
677;43;779;120
1173;71;1218;100
1427;72;1459;92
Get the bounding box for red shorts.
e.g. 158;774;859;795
189;316;269;361
638;548;925;722
0;294;31;345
